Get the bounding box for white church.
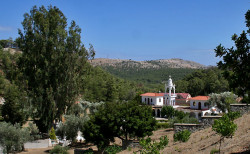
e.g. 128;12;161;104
140;76;177;106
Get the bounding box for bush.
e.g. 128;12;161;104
138;136;168;154
104;145;122;154
49;127;57;140
27;122;40;140
156;122;170;129
49;145;69;154
0;122;30;153
161;106;175;118
174;110;188;119
174;130;191;142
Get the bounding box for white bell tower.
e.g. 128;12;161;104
164;76;176;106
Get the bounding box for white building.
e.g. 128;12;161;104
189;96;209;110
140;76;178;106
165;76;176;106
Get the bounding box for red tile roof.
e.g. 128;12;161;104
140;93;165;97
177;93;191;99
189;96;209;101
140;93;190;97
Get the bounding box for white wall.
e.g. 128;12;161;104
190;100;209;110
141;96;164;106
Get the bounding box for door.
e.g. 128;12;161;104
198;102;201;110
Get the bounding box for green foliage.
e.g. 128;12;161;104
173;130;191;142
212;113;237;138
175;67;229;96
155;122;170;129
208;92;238;112
49;127;56;140
56;115;89;142
1;81;28;125
0;122;30;153
82;65;141;102
104;145;122;154
16;5;94;132
174;110;188;119
161;106;175;118
138;136;168;154
101;64;196;90
82;101;156;151
49;145;69;154
212;112;238;153
214;10;250;99
210;148;220;154
27;122;41;140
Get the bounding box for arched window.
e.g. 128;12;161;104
151;98;153;102
148;98;150;105
159;98;161;102
193;101;196;106
145;98;146;103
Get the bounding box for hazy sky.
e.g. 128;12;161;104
0;0;249;65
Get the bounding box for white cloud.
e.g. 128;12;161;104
0;26;12;31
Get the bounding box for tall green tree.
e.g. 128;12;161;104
214;10;250;101
82;101;156;152
16;5;93;132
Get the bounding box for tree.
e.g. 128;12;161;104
212;113;238;153
0;122;30;153
82;101;156;152
214;10;250;101
208;92;237;113
1;80;28;125
16;5;94;132
161;106;175;118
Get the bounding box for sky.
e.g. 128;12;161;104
0;0;249;66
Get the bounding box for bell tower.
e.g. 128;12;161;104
164;76;176;106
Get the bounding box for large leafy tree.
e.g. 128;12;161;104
82;101;156;152
214;10;250;101
16;5;93;132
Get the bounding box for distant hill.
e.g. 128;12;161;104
90;58;206;69
89;58;206;89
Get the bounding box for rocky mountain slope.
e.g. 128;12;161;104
89;58;206;69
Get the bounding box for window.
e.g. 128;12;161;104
193;101;196;106
151;98;153;102
159;98;161;102
145;98;146;102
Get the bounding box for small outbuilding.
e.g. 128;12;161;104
189;96;209;110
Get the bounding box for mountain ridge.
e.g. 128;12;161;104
89;58;206;69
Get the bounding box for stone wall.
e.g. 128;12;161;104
174;123;202;133
201;116;222;127
230;104;250;114
173;104;249;134
174;116;222;133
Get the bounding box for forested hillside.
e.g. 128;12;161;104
89;58;205;89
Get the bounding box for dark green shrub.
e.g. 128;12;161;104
161;106;175;118
49;145;69;154
174;130;191;142
174;110;188;119
84;148;94;154
104;145;122;154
